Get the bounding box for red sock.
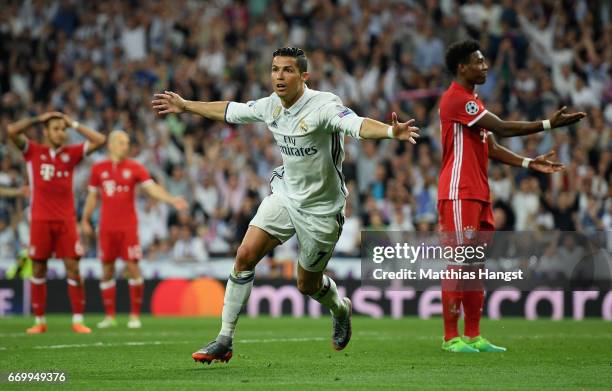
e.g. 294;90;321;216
129;279;144;316
100;280;116;317
442;288;463;341
463;289;484;338
67;279;85;315
31;277;47;317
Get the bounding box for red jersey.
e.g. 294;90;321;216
88;159;152;230
438;81;490;202
24;140;87;221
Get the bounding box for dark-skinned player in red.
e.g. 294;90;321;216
438;40;586;352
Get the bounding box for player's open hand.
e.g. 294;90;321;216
152;91;187;115
171;196;189;211
549;106;587;128
81;220;94;238
60;113;74;126
391;112;420;144
529;150;565;174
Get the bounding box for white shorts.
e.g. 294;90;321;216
250;192;344;272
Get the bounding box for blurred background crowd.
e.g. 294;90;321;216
0;0;610;264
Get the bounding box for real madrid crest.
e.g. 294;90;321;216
299;119;308;133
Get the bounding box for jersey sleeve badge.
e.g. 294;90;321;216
465;101;479;115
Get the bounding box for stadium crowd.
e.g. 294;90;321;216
0;0;610;264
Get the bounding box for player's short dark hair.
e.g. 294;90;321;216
43;115;66;129
272;47;308;73
445;40;481;75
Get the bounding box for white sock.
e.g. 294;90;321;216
35;316;46;325
310;275;346;317
218;269;254;339
72;314;84;324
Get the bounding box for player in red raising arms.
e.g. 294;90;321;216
81;130;188;329
7;111;107;334
438;40;586;352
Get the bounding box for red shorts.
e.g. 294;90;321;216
29;220;83;261
438;199;493;291
98;227;141;262
438;199;495;241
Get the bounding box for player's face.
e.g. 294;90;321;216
461;50;488;85
271;56;308;101
109;133;130;159
44;118;68;148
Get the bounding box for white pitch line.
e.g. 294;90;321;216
31;337;333;350
17;333;612;351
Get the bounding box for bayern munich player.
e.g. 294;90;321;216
81;130;188;329
7;111;106;334
438;40;586;352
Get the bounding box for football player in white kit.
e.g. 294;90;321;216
152;47;420;364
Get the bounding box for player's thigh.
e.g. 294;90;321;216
54;221;83;259
438;200;481;231
119;228;142;262
98;230;119;262
29;221;53;261
236;225;282;271
438;199;482;244
294;211;343;273
477;201;495;246
478;202;495;232
32;259;48;278
240;194;294;269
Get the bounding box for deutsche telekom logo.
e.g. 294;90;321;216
40;164;55;181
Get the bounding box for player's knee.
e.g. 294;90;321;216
126;263;140;279
296;279;319;296
102;268;114;281
32;262;47;278
235;244;259;270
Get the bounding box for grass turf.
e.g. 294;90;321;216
0;315;610;390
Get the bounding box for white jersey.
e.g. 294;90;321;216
225;87;364;216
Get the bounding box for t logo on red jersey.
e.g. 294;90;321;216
102;180;117;196
40;164;55;181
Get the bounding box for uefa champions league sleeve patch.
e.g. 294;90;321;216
465;101;479;115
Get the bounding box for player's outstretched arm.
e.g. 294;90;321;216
61;113;106;154
143;182;189;211
151;91;228;121
0;186;28;198
360;112;420;143
6;112;64;150
488;135;564;173
476;106;586;137
80;190;98;237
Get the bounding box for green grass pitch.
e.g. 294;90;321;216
0;315;610;390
